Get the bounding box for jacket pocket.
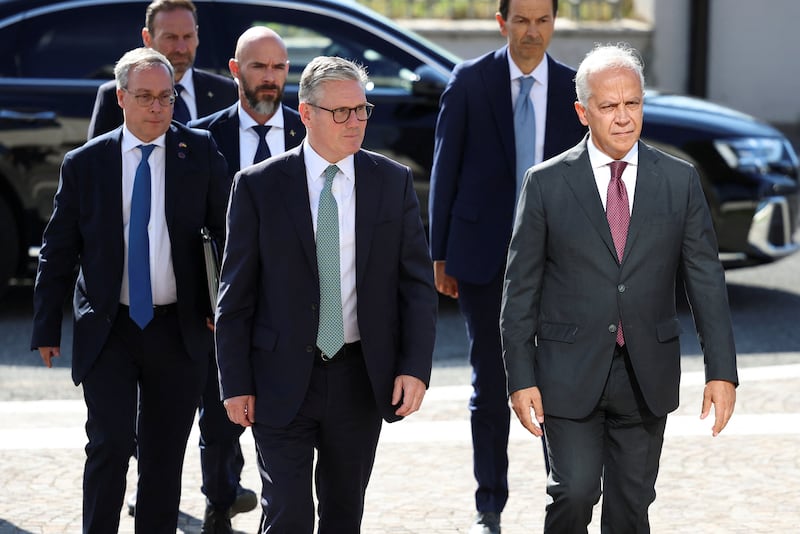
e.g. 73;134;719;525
538;322;579;343
251;324;278;351
656;317;682;342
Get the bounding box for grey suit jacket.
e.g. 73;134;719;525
500;138;738;418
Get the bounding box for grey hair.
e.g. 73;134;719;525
298;56;370;104
114;47;174;90
575;43;644;106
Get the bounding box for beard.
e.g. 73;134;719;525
243;79;283;117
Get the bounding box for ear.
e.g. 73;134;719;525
298;102;312;127
116;87;126;109
228;58;239;79
142;27;151;47
496;13;508;37
574;101;589;126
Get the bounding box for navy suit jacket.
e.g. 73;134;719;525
429;49;587;284
31;123;230;385
188;102;305;182
87;68;238;139
501;139;739;418
215;145;438;426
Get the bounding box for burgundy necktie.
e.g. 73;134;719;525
606;160;629;345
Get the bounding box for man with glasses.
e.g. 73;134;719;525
187;26;304;533
31;47;229;534
214;55;438;532
88;0;236;138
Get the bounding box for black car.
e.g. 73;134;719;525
1;0;798;296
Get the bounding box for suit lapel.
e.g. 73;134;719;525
281;105;303;150
214;106;241;171
353;150;380;288
277;147;317;270
562;140;620;262
484;47;515;172
163;125;190;233
624;142;661;260
101;130;125;271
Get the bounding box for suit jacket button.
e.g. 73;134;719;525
608;324;617;333
305;345;314;353
617;284;626;293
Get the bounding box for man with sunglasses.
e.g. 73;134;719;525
32;47;229;534
215;56;438;532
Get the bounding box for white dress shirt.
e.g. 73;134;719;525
303;141;360;343
175;68;198;121
238;104;287;167
586;135;639;214
120;126;177;306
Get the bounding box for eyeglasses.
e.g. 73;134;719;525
123;88;176;107
307;103;374;124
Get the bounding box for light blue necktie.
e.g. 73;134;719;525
316;164;345;358
129;144;155;329
514;76;536;198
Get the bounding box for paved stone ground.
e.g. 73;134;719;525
1;360;799;533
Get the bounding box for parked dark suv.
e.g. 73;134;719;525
1;0;798;296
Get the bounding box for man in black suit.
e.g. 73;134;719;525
87;0;237;138
31;47;228;534
501;43;738;532
215;56;438;533
428;1;586;531
187;26;304;533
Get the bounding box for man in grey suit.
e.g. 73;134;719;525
500;44;738;532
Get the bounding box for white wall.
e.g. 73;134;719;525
706;0;800;125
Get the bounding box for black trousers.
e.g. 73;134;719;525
251;344;382;534
543;345;667;534
81;307;206;534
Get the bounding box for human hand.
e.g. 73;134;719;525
224;395;256;427
433;261;458;298
510;386;545;437
205;317;215;332
700;380;736;436
392;375;426;417
38;347;60;368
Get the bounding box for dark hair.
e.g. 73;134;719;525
145;0;198;34
497;0;558;20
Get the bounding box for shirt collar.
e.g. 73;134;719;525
507;51;549;87
302;140;355;183
586;135;639;171
176;68;195;97
238;103;286;130
121;125;166;152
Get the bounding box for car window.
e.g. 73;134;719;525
211;5;423;92
7;4;142;79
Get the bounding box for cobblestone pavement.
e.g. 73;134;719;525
1;359;799;533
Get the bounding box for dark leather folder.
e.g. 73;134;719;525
200;227;220;309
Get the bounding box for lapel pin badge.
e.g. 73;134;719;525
290;129;296;137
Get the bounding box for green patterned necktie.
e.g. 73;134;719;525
316;164;345;358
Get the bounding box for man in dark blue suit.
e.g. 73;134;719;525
215;56;438;533
187;26;304;532
31;47;229;534
87;0;237;139
428;0;586;532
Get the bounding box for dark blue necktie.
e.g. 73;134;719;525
252;124;272;164
173;83;191;124
129;144;155;329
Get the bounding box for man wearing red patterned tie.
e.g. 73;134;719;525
500;43;738;533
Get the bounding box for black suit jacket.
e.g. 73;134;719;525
87;68;237;139
215;145;438;426
429;49;587;284
501;139;739;418
188;102;305;182
31;123;230;385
